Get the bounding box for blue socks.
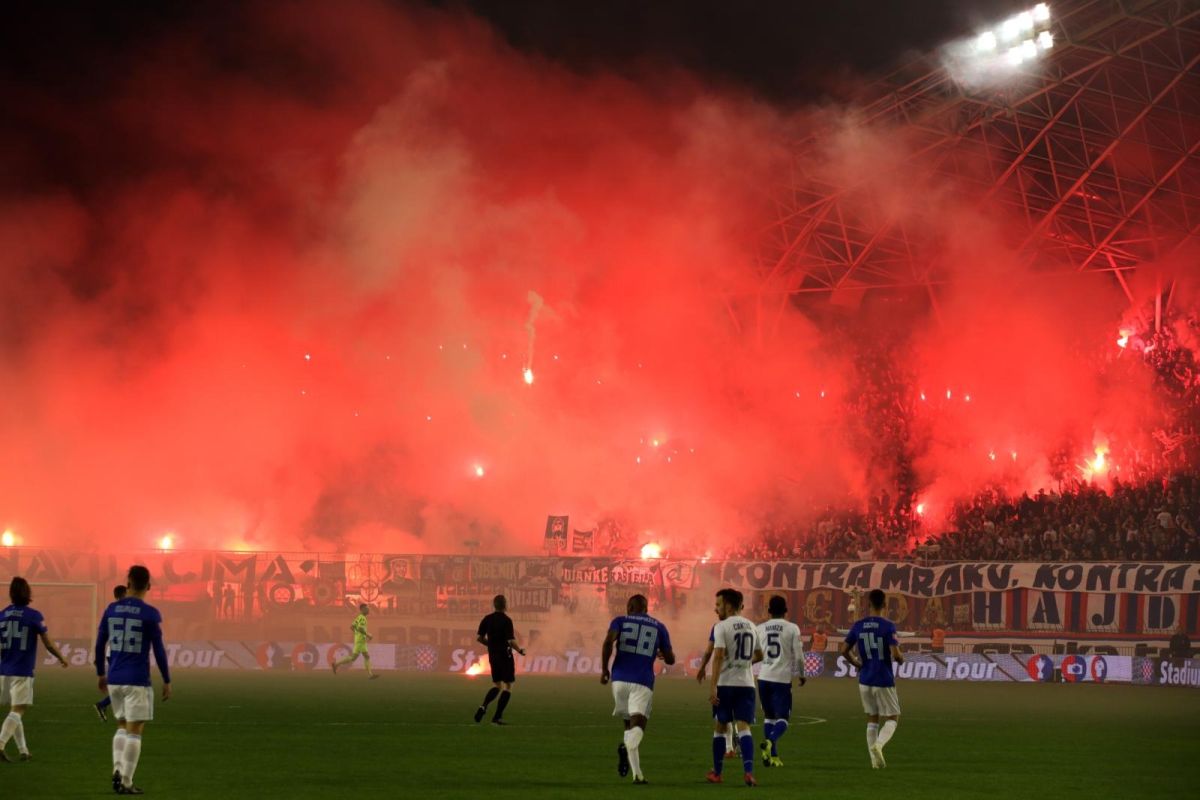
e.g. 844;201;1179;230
772;719;789;756
711;733;725;774
739;731;755;774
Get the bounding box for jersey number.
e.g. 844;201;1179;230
861;631;884;661
0;620;29;652
765;631;781;659
108;617;144;654
618;622;658;656
733;631;753;661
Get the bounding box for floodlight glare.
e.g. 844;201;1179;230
1006;46;1025;66
1037;30;1054;49
1021;39;1038;60
1033;3;1051;22
1001;17;1021;41
977;31;997;52
1018;11;1034;30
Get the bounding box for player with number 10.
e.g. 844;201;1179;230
706;588;764;786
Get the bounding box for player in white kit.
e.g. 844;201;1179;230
755;595;806;767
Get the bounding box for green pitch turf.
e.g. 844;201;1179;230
3;670;1196;798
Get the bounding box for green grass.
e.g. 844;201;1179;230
3;670;1197;798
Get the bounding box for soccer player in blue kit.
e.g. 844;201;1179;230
841;589;904;769
600;593;675;785
0;577;70;762
95;565;173;795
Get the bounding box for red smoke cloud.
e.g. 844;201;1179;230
0;1;1188;554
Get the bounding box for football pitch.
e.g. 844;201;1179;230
3;670;1197;798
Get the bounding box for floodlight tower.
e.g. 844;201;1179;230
752;0;1199;333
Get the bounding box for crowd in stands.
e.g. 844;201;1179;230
719;471;1200;562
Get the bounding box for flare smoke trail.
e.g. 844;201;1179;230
0;0;1190;555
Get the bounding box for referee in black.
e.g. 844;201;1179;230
473;595;526;725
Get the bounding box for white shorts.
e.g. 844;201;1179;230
0;676;34;706
110;685;154;722
611;681;654;719
859;685;901;717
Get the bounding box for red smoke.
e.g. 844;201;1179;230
0;1;1189;554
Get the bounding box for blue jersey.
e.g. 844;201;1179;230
844;616;899;687
0;605;47;678
95;597;171;687
608;614;671;689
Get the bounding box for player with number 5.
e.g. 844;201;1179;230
601;593;675;784
95;565;172;795
840;588;904;769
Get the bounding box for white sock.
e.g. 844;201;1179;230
12;716;26;754
113;729;128;771
725;727;735;751
866;722;879;750
877;720;897;748
624;727;644;778
0;712;18;748
122;734;142;786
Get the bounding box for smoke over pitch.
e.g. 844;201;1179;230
0;1;1181;554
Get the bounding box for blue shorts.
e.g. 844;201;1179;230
714;686;756;725
757;679;792;720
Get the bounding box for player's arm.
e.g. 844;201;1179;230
600;629;618;684
39;631;69;668
94;612;109;691
150;618;173;701
659;627;676;666
503;618;525;656
752;630;764;665
891;639;904;664
708;644;724;706
476;618;489;648
793;629;807;687
696;633;715;683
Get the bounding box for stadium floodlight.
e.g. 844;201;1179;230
1;529;14;547
955;3;1055;82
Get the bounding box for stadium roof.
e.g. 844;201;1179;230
756;0;1200;313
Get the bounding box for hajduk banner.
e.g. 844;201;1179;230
716;561;1200;597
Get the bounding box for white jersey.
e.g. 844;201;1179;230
756;618;804;683
713;615;760;688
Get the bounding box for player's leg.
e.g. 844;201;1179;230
110;687;129;790
624;686;653;783
361;651;377;679
0;678;34;760
118;686;154;793
708;685;735;782
874;688;900;757
708;718;730;781
770;685;792;765
95;693;112;722
0;704;26;761
332;647;359;674
612;682;632;777
758;681;776;767
492;673;514;723
475;679;502;722
734;689;757;785
860;685;882;768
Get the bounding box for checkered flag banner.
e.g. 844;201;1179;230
804;652;825;677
